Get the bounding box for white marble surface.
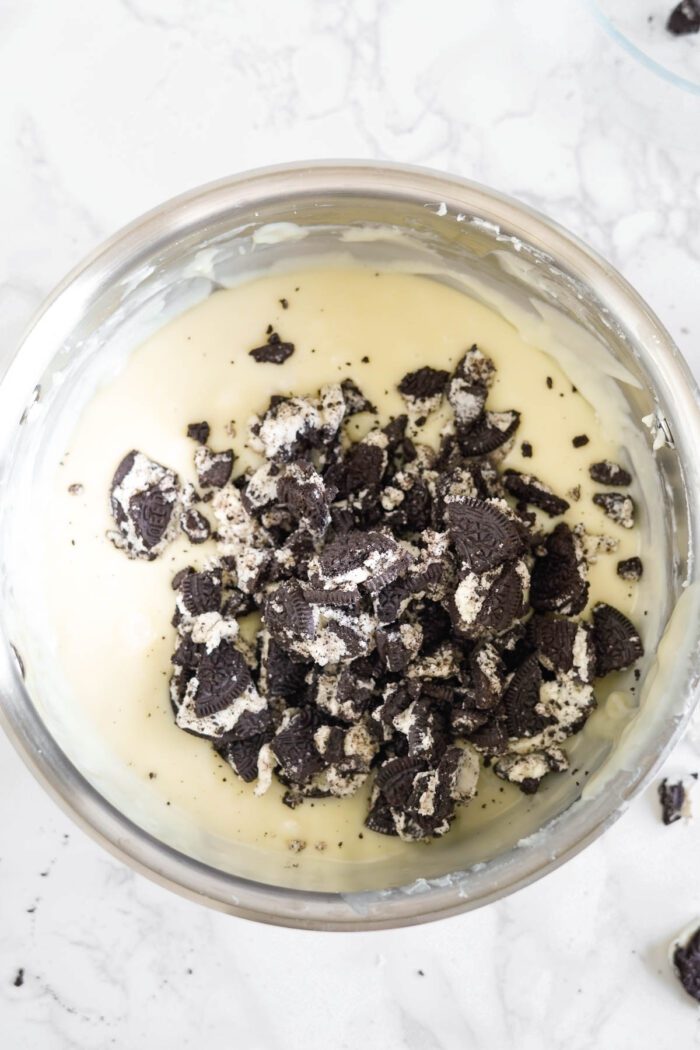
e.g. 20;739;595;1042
2;1;700;1046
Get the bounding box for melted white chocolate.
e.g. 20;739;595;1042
38;267;644;891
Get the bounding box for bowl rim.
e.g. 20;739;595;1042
2;159;700;931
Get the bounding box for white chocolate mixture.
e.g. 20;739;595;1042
39;267;644;891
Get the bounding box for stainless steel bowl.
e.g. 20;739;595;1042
1;161;699;930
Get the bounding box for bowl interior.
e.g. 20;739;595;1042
1;166;699;926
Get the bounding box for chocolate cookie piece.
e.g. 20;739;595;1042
374;755;427;807
372;680;416;735
589;460;632;487
264;579;376;666
495;623;533;673
343;434;387;498
493;747;568;794
382;464;434;533
181;507;211;544
393;806;451;842
447;346;495;431
329;504;355;535
187;421;210;445
412;600;453;654
376;623;423;673
450;558;529;639
617;556;643;582
249;385;346;462
535;673;596;741
503;654;549;739
592;602;643;675
673;927;700;1003
530;522;589;615
109;450;181;560
445;498;525;574
195;640;252;715
210;485;274;594
463;711;509;755
398;366;450;411
469;642;505;711
372;575;416;625
658;778;687;825
310;667;375;722
477;559;529;635
529;616;596;683
216;734;270;783
324;614;377;663
178;570;222;616
341;378;376;416
667;0;700;35
302;581;361;610
365;789;399;836
398;697;449;764
382;413;409;453
249;330;295;364
314;529;412;594
271;527;317;582
502;470;569;518
240;462;280;516
264;580;316;645
277;461;332;534
405;530;452;603
174;640;268;740
271;708;324;785
593;492;635;529
396;745;479;841
457;410;520;456
450;697;491;737
194;447;235;489
432;466;484;528
258;632;309;703
129;488;176;551
316;722;377;772
406;640;462;682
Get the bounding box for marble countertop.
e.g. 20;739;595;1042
2;1;700;1046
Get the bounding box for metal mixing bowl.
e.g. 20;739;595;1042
1;162;699;929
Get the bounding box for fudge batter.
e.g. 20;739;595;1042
43;267;645;884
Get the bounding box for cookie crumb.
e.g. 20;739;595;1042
590;460;632;487
617;556;643;582
593;492;635;529
659;777;692;824
186;422;210;445
250;330;295;365
572;435;589;448
672;925;700;1002
667;0;700;35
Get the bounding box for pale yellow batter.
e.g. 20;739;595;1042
40;267;643;891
